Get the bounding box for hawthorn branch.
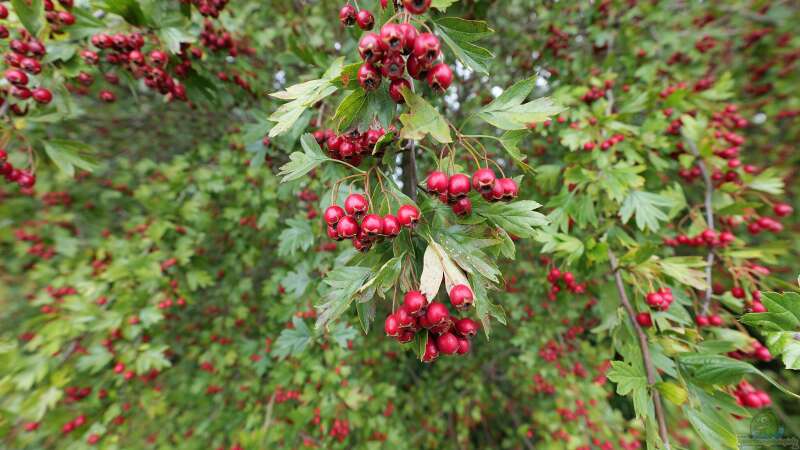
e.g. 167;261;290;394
401;141;418;201
608;250;672;450
686;139;715;314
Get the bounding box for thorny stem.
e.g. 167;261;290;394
608;250;672;450
686;139;716;315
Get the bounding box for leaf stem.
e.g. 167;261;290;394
686;139;715;315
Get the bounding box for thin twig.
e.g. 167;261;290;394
608;250;672;450
686;139;715;314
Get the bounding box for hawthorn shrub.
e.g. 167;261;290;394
1;1;799;449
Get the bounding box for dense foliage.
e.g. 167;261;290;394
1;0;799;449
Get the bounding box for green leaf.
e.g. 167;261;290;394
433;18;494;75
740;291;800;370
277;134;330;182
315;266;372;330
619;191;672;232
431;0;458;11
135;346;171;373
678;354;799;398
332;89;368;131
10;0;44;35
76;345;113;374
333;87;395;133
658;256;708;290
747;168;785;195
469;273;505;338
607;360;650;419
269;58;343;137
656;381;688;405
399;88;452;143
158;27;195;54
273;317;313;358
474;200;548;238
43;140;98;177
277;218;315;257
498;130;533;171
100;0;149;26
329;322;357;349
685;406;739;450
478;77;565;130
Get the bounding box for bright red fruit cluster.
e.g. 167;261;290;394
384;289;480;362
0;149;36;189
342;2;452;102
545;268;587;300
728;340;772;362
733;381;772;409
424;168;518;216
323;194;419;252
663;228;735;248
2;26;53;112
179;0;230;18
314;126;394;167
645;287;674;311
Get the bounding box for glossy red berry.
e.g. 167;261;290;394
455;318;478;337
384;314;400;337
695;315;709;327
397;204;420;227
380;23;405;54
0;5;8;19
336;216;359;238
471;168;496;193
32;88;53;104
499;178;518;200
149;50;168;67
413;33;440;66
773;203;793;217
403;0;432;14
381;53;406;80
99;90;116;102
389;78;411;104
324;205;346;227
396;329;414;343
422;336;439;362
449;284;474;309
636;312;653;328
358;63;381;91
57;11;75;25
358;33;384;64
339;4;357;26
436;332;460;355
731;287;745;299
344;194;369;216
456;337;471;354
361;214;384;236
708;314;723;326
426;302;449;325
326;225;340;241
452;197;472;216
427;63;453;93
398;23;419;54
382;214;401;237
355;9;375;30
426;171;449;194
448;173;471;200
5;69;28;86
20;58;42;75
403;291;428;316
406;55;430;80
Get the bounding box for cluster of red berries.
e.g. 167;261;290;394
546;268;587;300
424;168;518;216
663;229;735;248
583;133;624;152
581;82;610;104
314;127;393;166
273;387;301;403
61;414;87;434
384;289;479;362
180;0;229;18
81;32;188;102
201;19;252;58
329;418;350;442
645;287;674;311
1;149;36;189
733;381;771;409
694;313;723;328
745;215;785;235
350;11;453;101
728;340;772;362
323;193;419;252
2;28;54;110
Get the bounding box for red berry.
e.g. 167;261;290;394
358;63;381;91
389;78;411;104
413;33;440;66
0;5;7;19
384;314;400;337
382;214;401;237
87;434;100;445
32;88;53;104
436;332;460;355
361;214;384;236
381;53;406;80
455;318;478;337
731;287;745;299
448;173;471;200
406;55;430;80
57;10;75;25
472;168;496;193
380;23;405;54
336;216;359;239
358;32;384;64
20;58;42;75
396;330;414;343
422;336;439;362
397;204;420;227
344;193;369;216
355;9;375;30
426;302;449;325
403;291;427;316
636;312;653;328
403;0;432;15
339;4;357;26
5;69;28;86
695;315;709;327
395;306;415;328
100;90;116;102
449;284;474;309
398;23;419;54
456;337;471;354
773;203;793;217
499;178;519;199
452;197;472;216
708;314;723;326
427;63;453;93
326;225;340;241
426;171;449;194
